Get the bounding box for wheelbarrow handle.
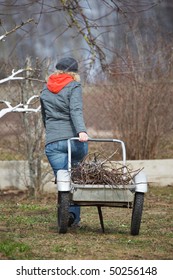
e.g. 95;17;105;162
67;137;127;173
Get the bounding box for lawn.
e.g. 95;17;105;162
0;186;172;260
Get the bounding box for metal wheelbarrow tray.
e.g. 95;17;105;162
57;138;148;235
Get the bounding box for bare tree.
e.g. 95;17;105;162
0;1;162;70
0;58;51;196
84;41;173;159
0;18;51;196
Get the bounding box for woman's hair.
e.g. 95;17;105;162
56;70;80;82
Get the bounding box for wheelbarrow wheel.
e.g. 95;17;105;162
131;192;144;236
57;191;70;234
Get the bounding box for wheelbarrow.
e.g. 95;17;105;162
57;138;148;235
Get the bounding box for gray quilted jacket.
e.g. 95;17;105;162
40;80;87;146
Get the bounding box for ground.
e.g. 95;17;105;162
0;186;172;260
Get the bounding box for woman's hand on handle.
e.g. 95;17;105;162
79;132;89;142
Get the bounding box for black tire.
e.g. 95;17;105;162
131;192;144;236
57;191;70;234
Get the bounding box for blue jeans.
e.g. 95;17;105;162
45;140;88;176
45;139;88;224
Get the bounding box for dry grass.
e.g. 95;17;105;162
0;186;172;260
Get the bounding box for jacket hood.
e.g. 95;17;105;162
47;73;74;94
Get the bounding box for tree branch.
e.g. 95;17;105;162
0;69;33;84
0;18;34;41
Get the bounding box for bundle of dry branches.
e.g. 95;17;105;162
71;152;141;186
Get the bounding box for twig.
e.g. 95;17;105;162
0;19;34;41
71;152;142;186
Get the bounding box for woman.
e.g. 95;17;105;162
40;57;88;226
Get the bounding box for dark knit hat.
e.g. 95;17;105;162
56;57;78;72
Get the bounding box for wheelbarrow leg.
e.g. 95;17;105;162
97;206;105;233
